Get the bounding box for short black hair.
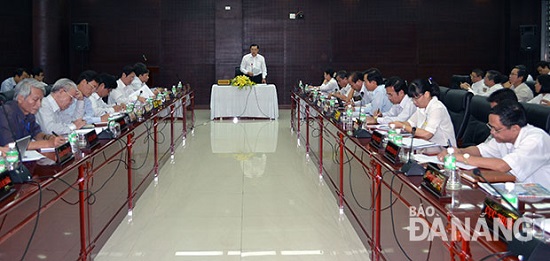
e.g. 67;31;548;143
77;70;98;84
472;68;485;78
485;70;501;83
407;78;440;98
134;63;149;76
536;61;549;69
14;68;28;77
364;68;383;85
31;67;43;77
513;65;528;83
487;88;518;104
250;43;259;49
385;76;407;94
489;100;527;128
349;71;364;83
537;74;550;94
121;65;134;78
335;70;348;79
97;73;117;89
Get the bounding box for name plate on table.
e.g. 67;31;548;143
384;141;401;164
421;163;450;199
77;129;99;149
369;130;384;149
481;197;520;242
333;110;341;122
55;142;74;165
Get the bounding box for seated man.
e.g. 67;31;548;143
460;68;487;95
0;78;65;150
479;70;503;97
89;73;122;117
502;65;534;102
329;70;354;103
36;78;86;134
438;100;550;189
108;65;138;105
1;68;30;92
536;61;550;75
366;76;416;124
359;68;392;115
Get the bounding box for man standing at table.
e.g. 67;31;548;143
240;44;267;84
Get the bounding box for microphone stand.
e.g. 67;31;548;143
473;168;520;215
400;127;425;176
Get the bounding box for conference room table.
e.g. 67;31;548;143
210;84;279;120
0;91;194;260
290;91;550;261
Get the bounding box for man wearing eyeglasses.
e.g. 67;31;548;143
438;100;550;189
36;78;86;135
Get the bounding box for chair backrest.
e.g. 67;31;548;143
450;75;471;89
0;90;15;102
438;86;450;102
441;89;473;144
522;102;550;133
459;95;491;147
235;66;243;77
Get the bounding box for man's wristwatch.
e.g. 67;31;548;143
463;153;470;164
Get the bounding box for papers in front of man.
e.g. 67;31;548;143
478;182;550;199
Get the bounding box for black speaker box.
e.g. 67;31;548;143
520;25;536;52
72;23;89;51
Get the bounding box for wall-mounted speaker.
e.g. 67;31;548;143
72;23;89;51
520;25;536;52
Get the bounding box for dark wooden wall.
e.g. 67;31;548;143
0;0;541;106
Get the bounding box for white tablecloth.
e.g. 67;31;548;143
210;84;279;120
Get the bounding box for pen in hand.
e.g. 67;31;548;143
52;131;59;137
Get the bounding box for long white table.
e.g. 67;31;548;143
210;84;279;120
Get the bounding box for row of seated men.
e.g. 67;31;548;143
0;63;158;154
309;68;550;190
452;61;550;106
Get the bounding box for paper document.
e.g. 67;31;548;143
22;150;46;162
413;154;477;170
401;138;437;148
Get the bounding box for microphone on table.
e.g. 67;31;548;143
353;92;371;138
400;127;425;176
131;90;143;111
472;168;520;215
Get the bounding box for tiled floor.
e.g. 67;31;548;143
95;110;370;261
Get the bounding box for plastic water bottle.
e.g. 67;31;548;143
68;128;79;154
6;142;19;171
172;85;177;95
177;81;183;90
299;80;304;91
445;148;461;190
394;128;403;145
388;124;396;143
502;182;518;210
0;151;6;173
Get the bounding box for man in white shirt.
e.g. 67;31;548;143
329;70;353;103
502;65;534;102
1;68;29;93
359;68;392;115
439;100;550;189
347;71;366;106
366;76;416;124
90;73;122;118
108;65;137;105
460;68;487;95
240;44;267;84
36;78;86;135
479;70;503;97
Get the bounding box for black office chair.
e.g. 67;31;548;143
450;75;471;89
234;66;244;77
522;102;550;133
0;90;15;102
525;80;536;98
438;86;450;102
441;89;473;145
460;96;492;147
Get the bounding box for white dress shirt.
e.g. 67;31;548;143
407;96;456;147
528;93;550;105
240;53;267;79
356;85;393;115
36;95;79;134
479;83;503;97
468;80;487;95
319;78;338;94
477;124;550;189
90;92;115;116
108;79;135;105
0;77;16;92
377;96;416;124
338;84;352;96
511;82;534;103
